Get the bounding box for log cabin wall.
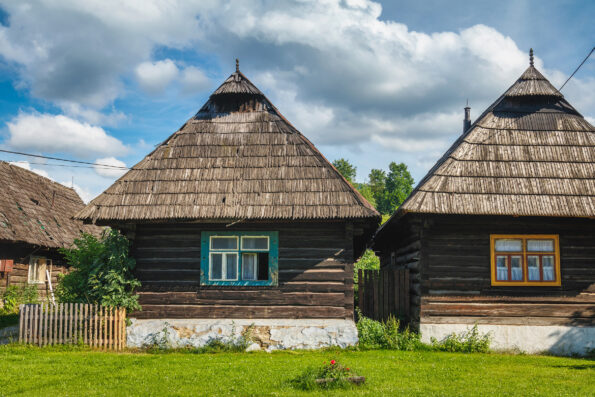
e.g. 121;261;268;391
420;214;594;327
0;242;67;300
375;214;595;329
130;221;356;320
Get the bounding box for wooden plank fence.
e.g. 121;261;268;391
358;268;410;322
19;303;126;350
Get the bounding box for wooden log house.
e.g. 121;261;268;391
0;161;100;300
373;50;595;355
76;61;380;349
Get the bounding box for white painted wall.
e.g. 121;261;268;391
421;323;595;356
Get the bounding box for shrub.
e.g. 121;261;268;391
57;229;141;312
0;285;39;315
356;311;421;350
430;325;491;353
291;359;361;390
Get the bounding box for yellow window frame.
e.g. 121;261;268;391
490;234;561;287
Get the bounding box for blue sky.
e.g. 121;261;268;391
0;0;593;202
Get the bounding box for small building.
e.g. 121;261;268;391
372;51;595;355
0;161;100;300
76;62;380;350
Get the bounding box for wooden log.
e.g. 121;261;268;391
395;240;421;256
405;270;411;318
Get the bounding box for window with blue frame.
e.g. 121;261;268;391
200;231;279;286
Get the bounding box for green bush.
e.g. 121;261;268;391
430;325;491;353
291;359;360;390
356;311;421;350
57;229;141;312
0;285;39;315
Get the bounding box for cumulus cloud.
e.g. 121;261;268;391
0;0;593;182
180;66;211;94
135;59;179;94
94;156;128;178
6;113;128;158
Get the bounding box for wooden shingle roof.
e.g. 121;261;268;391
0;161;101;248
390;59;595;221
76;66;380;223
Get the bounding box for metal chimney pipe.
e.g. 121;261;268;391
464;105;471;133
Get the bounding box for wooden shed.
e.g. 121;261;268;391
0;161;100;300
372;51;595;355
76;62;380;350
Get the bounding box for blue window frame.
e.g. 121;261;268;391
200;231;278;286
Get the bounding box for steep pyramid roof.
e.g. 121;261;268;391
389;51;595;221
77;63;379;224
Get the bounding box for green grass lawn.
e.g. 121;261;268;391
0;345;593;396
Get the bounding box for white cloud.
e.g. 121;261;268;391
9;161;51;179
60;181;94;203
0;0;593;183
135;59;179;94
94;156;128;178
180;66;211;94
6;113;128;158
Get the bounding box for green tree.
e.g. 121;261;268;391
357;184;376;208
368;168;386;205
57;229;141;312
377;162;414;215
332;158;357;183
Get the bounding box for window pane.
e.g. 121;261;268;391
226;254;238;280
211;254;223;279
257;253;269;281
242;254;257;280
511;256;523;281
542;256;555;281
496;256;508;280
528;256;540;281
242;237;268;250
211;237;237;250
495;239;522;252
527;239;554;252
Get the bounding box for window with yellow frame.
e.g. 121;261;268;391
490;235;561;286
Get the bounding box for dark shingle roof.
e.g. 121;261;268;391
76;68;380;223
0;161;101;248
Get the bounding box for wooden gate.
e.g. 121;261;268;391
358;268;410;321
19;303;126;350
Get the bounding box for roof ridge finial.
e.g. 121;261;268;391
529;48;534;67
236;58;239;73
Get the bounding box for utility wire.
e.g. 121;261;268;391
559;46;595;92
5;160;126;170
0;148;130;169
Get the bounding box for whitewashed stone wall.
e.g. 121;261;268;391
421;323;595;356
127;318;358;351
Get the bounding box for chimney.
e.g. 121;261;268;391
463;104;471;133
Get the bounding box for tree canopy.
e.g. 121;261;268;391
332;158;357;183
332;158;414;216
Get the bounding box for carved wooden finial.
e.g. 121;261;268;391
236;58;239;72
529;48;534;67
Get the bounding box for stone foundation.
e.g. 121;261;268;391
127;318;358;351
421;323;595;356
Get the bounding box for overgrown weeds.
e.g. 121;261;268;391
291;359;361;390
356;311;421;350
430;325;491;353
0;285;39;315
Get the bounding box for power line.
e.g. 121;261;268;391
559;46;595;92
6;160;126;170
0;149;130;169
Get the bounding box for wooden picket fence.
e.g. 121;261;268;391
19;303;126;350
358;268;410;322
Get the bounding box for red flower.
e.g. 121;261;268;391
330;360;336;365
346;368;350;371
